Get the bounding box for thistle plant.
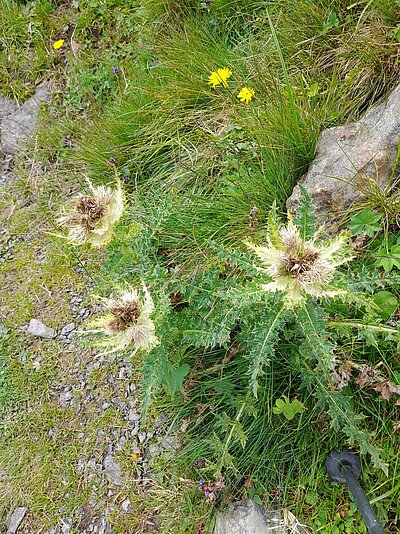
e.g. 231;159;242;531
90;285;159;355
247;216;354;307
58;179;124;247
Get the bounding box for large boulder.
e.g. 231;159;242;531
287;84;400;224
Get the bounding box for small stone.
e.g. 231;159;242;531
121;499;133;513
157;435;179;451
102;402;110;410
7;507;27;534
128;409;140;422
60;322;75;336
131;443;140;455
0;323;9;337
77;457;86;472
148;443;162;459
27;319;56;339
103;454;123;485
59;390;73;406
138;432;147;444
153;415;167;430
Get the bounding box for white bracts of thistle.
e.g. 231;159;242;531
247;220;353;306
58;180;124;247
91;285;159;355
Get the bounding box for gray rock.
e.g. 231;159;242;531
214;500;286;534
138;432;147;444
60;322;75;336
59;390;73;407
7;507;27;534
148;443;162;459
0;95;18;122
128;409;140;422
103;454;123;485
1;83;49;155
157;434;180;451
0;323;9;337
121;498;133;513
27;318;56;339
287;84;400;225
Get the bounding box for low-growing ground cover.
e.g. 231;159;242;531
1;0;400;532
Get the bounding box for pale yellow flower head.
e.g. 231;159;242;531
91;285;159;355
208;67;232;88
53;39;65;50
237;87;255;104
247;220;353;307
58;180;124;247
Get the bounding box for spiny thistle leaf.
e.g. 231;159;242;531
293;185;317;240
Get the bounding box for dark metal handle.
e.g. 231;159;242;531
339;461;385;534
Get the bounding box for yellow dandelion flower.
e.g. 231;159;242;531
89;285;159;356
208;67;232;88
237;87;255;104
53;39;65;50
58;180;124;247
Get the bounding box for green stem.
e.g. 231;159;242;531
328;321;399;335
218;400;247;473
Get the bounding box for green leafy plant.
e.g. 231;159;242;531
349;208;383;237
272;395;305;420
374;243;400;272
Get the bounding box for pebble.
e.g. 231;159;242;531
0;323;9;338
103;454;123;486
138;432;147;444
60;322;75;336
27;318;56;339
157;435;179;451
59;390;73;407
7;507;27;534
121;499;133;513
148;443;162;459
128;409;139;422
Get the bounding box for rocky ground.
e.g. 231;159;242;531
0;88;179;534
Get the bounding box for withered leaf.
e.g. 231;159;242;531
332;365;353;390
373;380;400;402
355;365;382;388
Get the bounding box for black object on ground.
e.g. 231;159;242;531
326;448;385;534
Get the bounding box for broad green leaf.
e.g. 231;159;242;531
374;244;400;272
372;291;398;320
348;208;382;237
162;364;190;395
272;395;305;420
